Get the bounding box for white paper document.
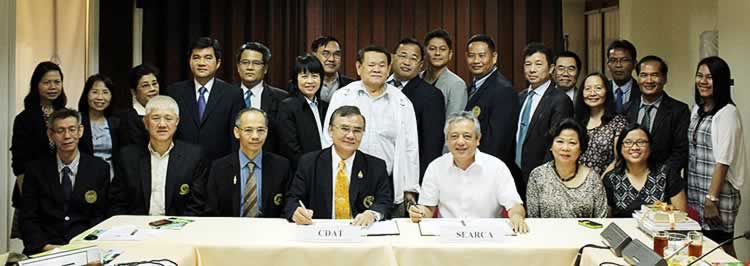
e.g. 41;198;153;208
96;225;163;241
361;220;400;236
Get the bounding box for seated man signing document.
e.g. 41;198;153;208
284;106;393;226
408;111;528;233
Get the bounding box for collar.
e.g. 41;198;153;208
324;72;340;87
640;94;664;108
194;78;215;93
239;150;263;170
148;141;175;159
331;147;356;167
449;149;481;172
527;80;552;96
57;151;81;175
472;67;497;88
132;96;146;116
355;82;391;100
304;95;318;105
612;79;633;93
242;81;265;96
386;74;413;89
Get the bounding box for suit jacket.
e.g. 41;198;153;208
116;108;149;148
79;113;121;164
21;152;110;254
401;76;446;180
167;79;244;162
617;77;641;114
284;148;394;220
624;93;690;176
255;83;289;154
109;140;208;217
10;108;56;207
203;151;292;217
518;82;574;196
278;94;329;167
465;70;520;175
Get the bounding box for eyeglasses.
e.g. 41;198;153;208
555;66;577;74
607;57;632;65
333;125;364;136
622;139;649;148
238;127;268;135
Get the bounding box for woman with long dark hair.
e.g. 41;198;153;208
78;74;121;178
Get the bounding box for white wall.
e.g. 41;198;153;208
562;0;587;77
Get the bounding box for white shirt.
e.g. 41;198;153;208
132;96;146;116
323;81;420;204
305;96;326;147
57;151;81;187
419;150;523;218
148;142;174;216
612;79;633;105
565;88;576;102
194;78;215;103
692;104;747;190
517;80;552;141
637;94;664;131
241;81;264;109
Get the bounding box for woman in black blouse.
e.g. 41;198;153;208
10;61;68;237
603;124;687;217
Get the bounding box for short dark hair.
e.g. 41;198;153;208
614;124;656;172
236;42;272;64
356;45;391;65
607;39;637;61
234;107;268;127
189;37;222;60
523;42;553;65
128;64;160;90
291;54;325;96
424;29;453;50
394;37;425;60
554;51;582;78
25;61;67;110
574;72;617;126
466;34;496;53
47;108;81;129
78;74;116;117
549;118;589;156
330;105;366;128
636;55;669;76
311;35;341;52
695;56;734;114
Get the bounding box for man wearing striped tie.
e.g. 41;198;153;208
285;106;393;226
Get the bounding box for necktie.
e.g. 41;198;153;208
388;79;402;88
242;162;258;217
615;88;624;113
641;105;655;133
244;90;252;108
334;160;351;219
516;91;535;167
467;83;479;99
62;166;73;202
198;87;207;120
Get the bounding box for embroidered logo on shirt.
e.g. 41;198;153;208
85;190;97;204
363;195;375;208
179;184;190;195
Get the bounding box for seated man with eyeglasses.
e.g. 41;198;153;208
285;106;393;227
203;108;292;218
22;108;111;255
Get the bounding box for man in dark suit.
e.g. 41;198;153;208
204;108;292;217
463;34;520;177
285;106;393;227
387;37;446;181
607;40;641;113
166;37;244;162
22;109;110;255
516;43;575;199
235;42;288;154
110;96;208;217
625;55;689;176
553;51;581;102
310;35;355;102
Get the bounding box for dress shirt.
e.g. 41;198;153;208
239;150;263;216
516;80;552;141
194;78;215;103
56;151;81;187
323;81;420;204
304;96;326;147
471;67;497;90
91;119;114;178
320;72;341;103
148;142;174;216
132;96;146;116
612;79;633;105
565;88;576;102
330;149;381;220
637;94;664;130
241;81;264;109
386;74;412;90
419;150;523;218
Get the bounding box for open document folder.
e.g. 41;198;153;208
417;218;516;236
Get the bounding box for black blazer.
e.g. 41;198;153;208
255;83;289;154
109;140;208;217
617;77;641;114
465;70;520;174
167;79;244;162
79;113;121;165
21;153;110;254
402;76;446;180
10;108;56;207
518;82;574;190
203;151;292;218
624;93;690;176
284;148;394;220
278;94;329;167
116;108;148;148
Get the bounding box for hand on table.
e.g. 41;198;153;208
509;214;528;234
352;211;376;227
292;207;314;225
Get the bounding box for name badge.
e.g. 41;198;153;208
439;224;506;243
296;223;362;243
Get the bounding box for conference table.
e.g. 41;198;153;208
67;216;739;266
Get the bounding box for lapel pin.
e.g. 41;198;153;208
357;171;364;179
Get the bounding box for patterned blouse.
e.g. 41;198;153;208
526;161;608;218
603;164;684;218
579;115;629;175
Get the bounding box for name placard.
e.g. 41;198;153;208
439;224;506;243
296;223;362;243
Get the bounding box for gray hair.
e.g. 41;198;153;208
47;108;82;129
234;107;268;127
443;111;481;138
145;95;180;116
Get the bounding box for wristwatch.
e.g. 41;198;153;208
705;194;719;202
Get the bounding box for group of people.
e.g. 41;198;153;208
10;29;745;257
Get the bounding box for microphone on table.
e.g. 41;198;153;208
686;230;750;266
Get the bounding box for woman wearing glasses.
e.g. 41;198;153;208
603;125;687;218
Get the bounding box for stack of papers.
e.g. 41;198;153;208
96;225;163;241
633;206;701;236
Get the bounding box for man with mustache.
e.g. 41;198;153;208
553;51;582;102
606;40;641;114
387;37;445;181
311;36;355;102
